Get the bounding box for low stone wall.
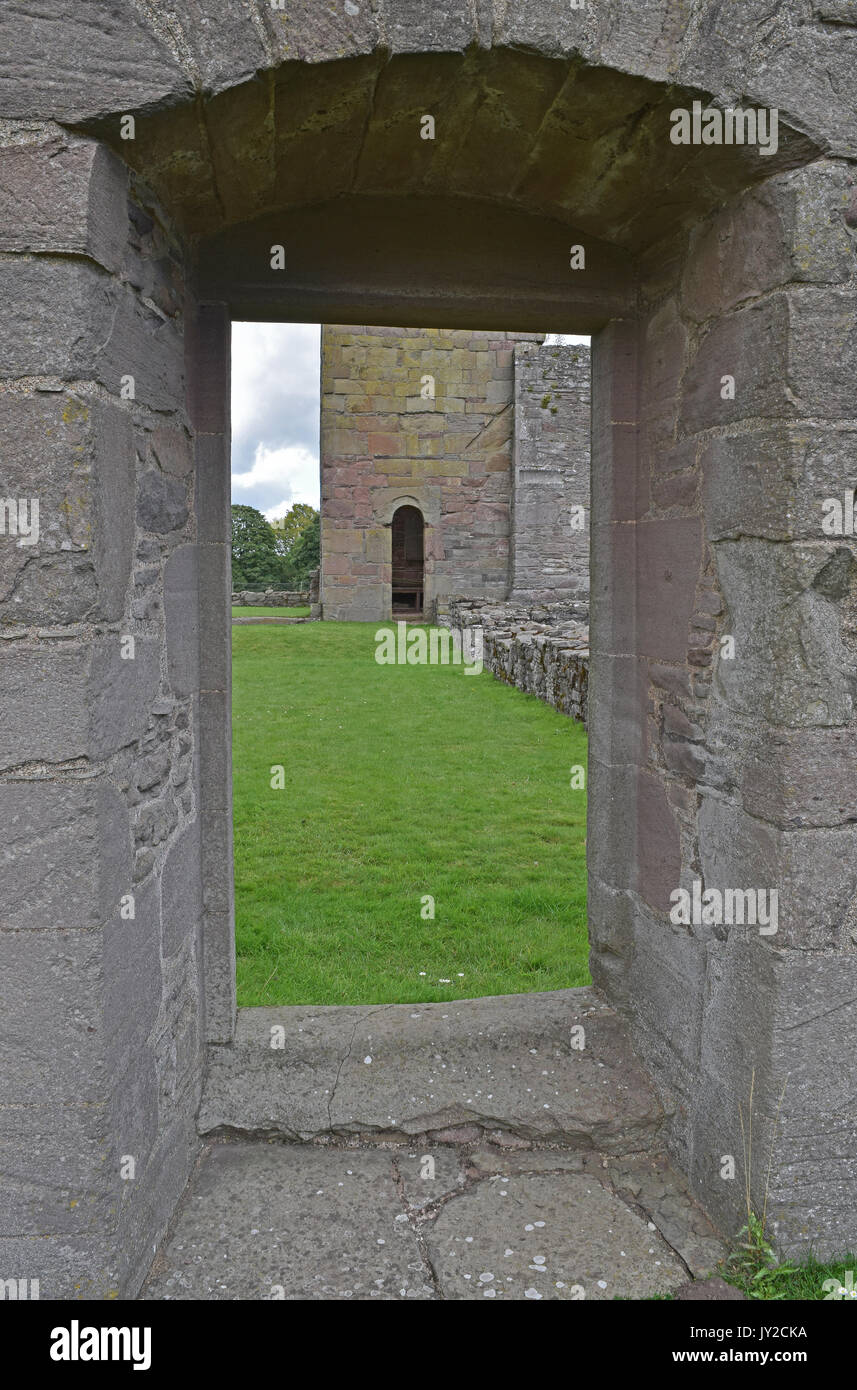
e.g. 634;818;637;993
443;597;589;725
231;588;309;606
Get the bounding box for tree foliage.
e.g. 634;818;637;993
231;505;283;588
271;502;316;553
231;502;320;590
286;511;320;588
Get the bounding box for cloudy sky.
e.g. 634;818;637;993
230;325;590;521
231;322;321;519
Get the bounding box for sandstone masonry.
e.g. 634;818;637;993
320;327;591;620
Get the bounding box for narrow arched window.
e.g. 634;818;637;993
391;505;424;615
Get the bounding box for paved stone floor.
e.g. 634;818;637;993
140;1137;727;1301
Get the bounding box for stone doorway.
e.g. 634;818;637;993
5;7;857;1297
391;504;424;615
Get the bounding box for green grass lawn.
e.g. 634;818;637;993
232;605;311;617
232;621;588;1006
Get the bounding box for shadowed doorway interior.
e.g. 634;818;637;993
391;503;425;616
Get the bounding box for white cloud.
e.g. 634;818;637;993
230;322;320;511
231;443;319;510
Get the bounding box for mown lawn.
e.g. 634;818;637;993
232;621;588;1005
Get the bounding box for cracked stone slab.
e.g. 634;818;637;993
395;1147;466;1210
596;1153;728;1278
466;1146;587;1179
199;988;666;1152
423;1169;686;1301
139;1140;435;1301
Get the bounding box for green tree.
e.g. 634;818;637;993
286;511;320;588
231;504;283;588
271;502;316;554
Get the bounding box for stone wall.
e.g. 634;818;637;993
231;589;309;607
444;597;589;724
511;342;591;601
0;128;208;1296
587;160;857;1256
320;325;545;620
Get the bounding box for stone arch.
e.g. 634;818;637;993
3;3;856;1295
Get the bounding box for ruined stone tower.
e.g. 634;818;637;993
319;326;591;620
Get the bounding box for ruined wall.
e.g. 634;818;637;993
445;597;589;724
320;325;543;621
0;128;210;1296
511;343;591;602
231;589;309;607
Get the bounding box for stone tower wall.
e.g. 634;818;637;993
320;327;591;618
320;325;544;620
511;342;591;602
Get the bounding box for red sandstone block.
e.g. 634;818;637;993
367;432;400;455
323;554;352;574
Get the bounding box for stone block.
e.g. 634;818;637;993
162;816;202;959
625;908;706;1089
587;653;645;767
684;164;853;325
0;260;185;414
712;539;853;727
165;1;268;95
164;545;200;699
0;3;192;121
0;636;158;769
588;522;635;657
587;874;636;989
0;392;134;624
701;425;857;542
636;771;682;914
0;135;128;273
103;875;162;1065
698;793;857;950
636;518;702;662
1;781;131;932
0;1099;113;1236
137;469;189;535
789;288;857;419
262;0;380;61
0;928;105;1105
150;424;194;478
587;756;637;894
200;805;236;1044
739;726;857;829
680;297;790;435
198;690;231;817
89;636;162;759
194;432;230;545
691;939;857;1257
110;1047;160;1188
